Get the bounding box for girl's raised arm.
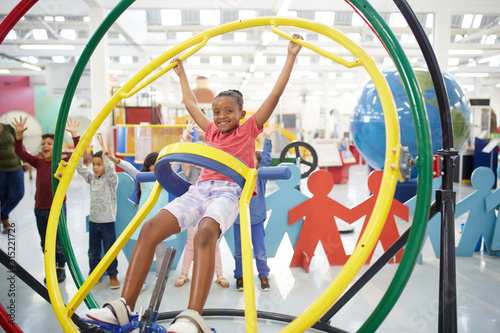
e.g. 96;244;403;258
254;34;303;129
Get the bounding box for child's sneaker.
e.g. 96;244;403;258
167;309;212;333
87;297;134;326
260;277;270;291
236;277;243;291
110;275;120;289
57;268;66;283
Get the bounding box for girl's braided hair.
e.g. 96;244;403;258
214;89;244;110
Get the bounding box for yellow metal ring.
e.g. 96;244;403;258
46;16;400;333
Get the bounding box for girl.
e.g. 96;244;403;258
88;34;303;332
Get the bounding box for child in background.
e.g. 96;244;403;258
87;34;302;332
76;133;120;289
173;119;229;288
106;150;161;292
12;116;80;283
233;124;276;292
0;122;24;234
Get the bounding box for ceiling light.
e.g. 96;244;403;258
478;54;500;64
55;16;65;22
254;55;267;66
389;13;407;27
20;44;75;50
186;56;200;65
108;69;122;75
83;16;90;23
461;14;473;29
472;15;483;29
0;69;11;74
32;29;48;40
22;63;42;71
119;56;133;65
5;30;16;40
448;58;460;66
262;32;278;46
425;14;433;28
209;56;223;66
249;64;256;73
496;83;500;88
351;14;365;27
238;10;256;20
44;16;54;22
200;10;220;26
454;72;489;77
60;29;77;40
231;56;242;66
161;9;181;26
52;56;65;63
314;11;335;26
448;49;483;55
28;56;38;64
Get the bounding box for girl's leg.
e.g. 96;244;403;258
121;210;180;310
188;217;220;313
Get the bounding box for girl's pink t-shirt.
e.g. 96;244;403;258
198;114;262;184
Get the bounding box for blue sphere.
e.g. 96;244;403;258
351;67;471;175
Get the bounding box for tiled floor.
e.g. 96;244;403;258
1;164;500;332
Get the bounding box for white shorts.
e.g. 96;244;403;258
163;180;242;234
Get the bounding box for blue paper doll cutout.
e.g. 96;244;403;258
455;167;497;256
264;163;308;258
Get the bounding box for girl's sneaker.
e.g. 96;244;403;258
86;297;134;326
167;310;212;333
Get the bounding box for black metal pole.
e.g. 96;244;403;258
393;1;458;331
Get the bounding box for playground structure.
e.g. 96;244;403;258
0;0;461;332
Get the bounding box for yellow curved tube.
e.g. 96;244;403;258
46;16;401;333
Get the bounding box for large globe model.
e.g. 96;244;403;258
351;67;471;176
